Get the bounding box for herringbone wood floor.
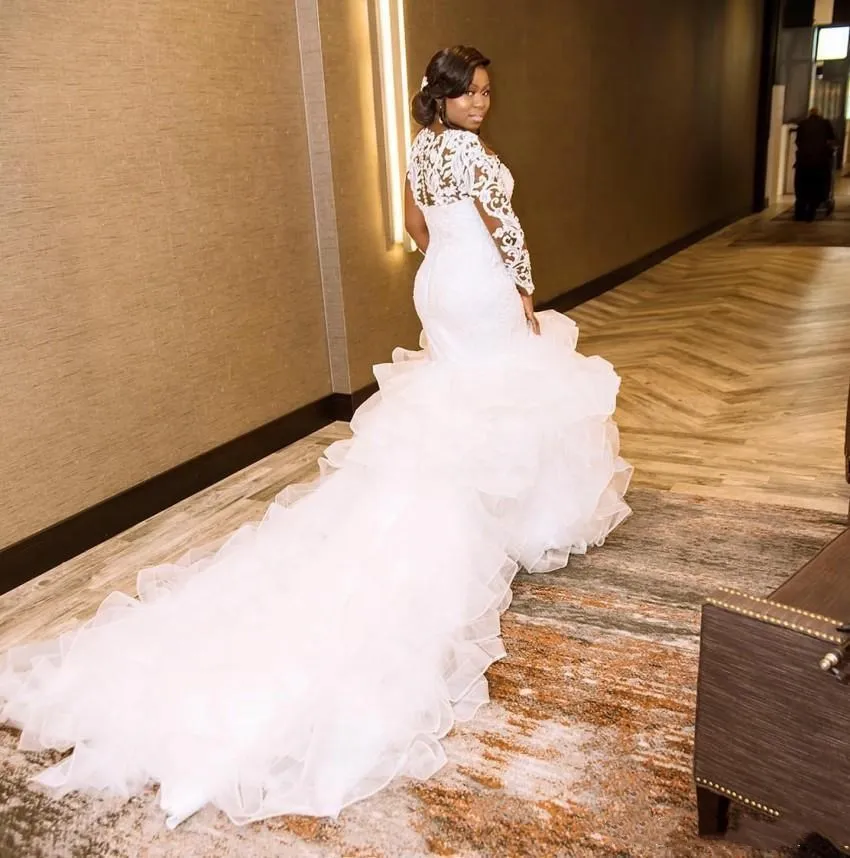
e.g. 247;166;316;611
1;205;849;644
573;213;850;515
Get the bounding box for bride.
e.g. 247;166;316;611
0;46;631;829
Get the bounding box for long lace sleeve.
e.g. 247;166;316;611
460;135;534;295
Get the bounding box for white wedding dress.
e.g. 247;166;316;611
0;127;631;828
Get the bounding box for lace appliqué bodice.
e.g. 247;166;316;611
408;128;534;295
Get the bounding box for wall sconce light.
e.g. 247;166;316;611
375;0;415;251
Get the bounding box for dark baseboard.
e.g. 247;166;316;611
0;207;749;593
351;382;380;412
0;393;353;594
543;209;749;315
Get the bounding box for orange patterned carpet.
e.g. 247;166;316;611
1;489;846;858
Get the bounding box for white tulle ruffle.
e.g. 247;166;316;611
0;310;631;828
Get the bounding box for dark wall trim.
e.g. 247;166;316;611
0;205;750;594
0;394;352;594
753;0;783;212
545;208;750;315
836;0;850;24
783;0;814;28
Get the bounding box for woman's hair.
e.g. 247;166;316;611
411;46;491;128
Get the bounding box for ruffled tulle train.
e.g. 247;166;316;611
0;310;631;828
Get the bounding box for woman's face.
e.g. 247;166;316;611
444;66;490;132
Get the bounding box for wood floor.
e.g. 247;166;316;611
575;211;850;515
1;201;849;649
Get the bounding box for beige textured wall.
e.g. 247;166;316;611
0;1;330;549
321;0;764;386
1;0;765;550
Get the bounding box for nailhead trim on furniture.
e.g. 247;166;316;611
695;777;781;818
706;592;844;644
715;587;841;625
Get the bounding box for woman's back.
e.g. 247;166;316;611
407;128;506;206
405;128;527;363
407;128;532;300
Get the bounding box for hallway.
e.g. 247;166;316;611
577;204;850;516
1;212;849;857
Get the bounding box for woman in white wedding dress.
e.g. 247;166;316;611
0;46;631;829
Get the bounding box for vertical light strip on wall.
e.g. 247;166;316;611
376;0;414;250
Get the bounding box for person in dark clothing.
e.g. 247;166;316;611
794;107;836;221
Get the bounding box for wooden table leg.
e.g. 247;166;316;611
697;785;730;837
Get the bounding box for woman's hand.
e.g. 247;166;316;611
520;291;540;335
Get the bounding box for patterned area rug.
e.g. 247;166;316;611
731;197;850;246
772;206;850;222
0;488;846;858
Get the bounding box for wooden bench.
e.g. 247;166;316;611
694;527;850;853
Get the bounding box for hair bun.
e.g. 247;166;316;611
411;90;437;127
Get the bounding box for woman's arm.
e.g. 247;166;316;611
461;135;539;333
462;137;534;296
404;178;429;252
